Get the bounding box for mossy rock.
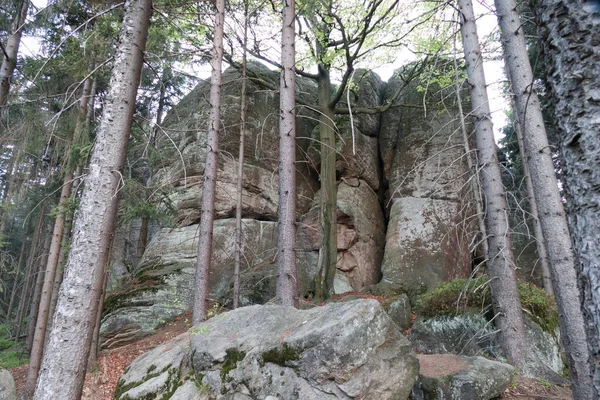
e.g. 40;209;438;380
417;276;559;333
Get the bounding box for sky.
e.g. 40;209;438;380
21;0;508;138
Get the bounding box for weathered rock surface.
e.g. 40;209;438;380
381;197;471;293
0;368;16;400
116;300;419;400
378;65;474;292
386;293;412;331
409;314;565;383
412;354;515;400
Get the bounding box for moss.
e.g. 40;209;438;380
417;276;559;333
261;344;301;367
220;348;246;382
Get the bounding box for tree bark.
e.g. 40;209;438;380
0;0;29;107
457;0;527;366
233;0;249;310
33;1;151;398
192;0;225;324
13;206;45;340
276;0;299;307
533;0;600;395
25;229;51;351
6;234;27;324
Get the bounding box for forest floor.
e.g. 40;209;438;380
8;307;574;400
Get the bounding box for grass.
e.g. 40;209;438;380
0;324;29;369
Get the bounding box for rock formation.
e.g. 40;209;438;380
114;300;418;400
101;63;483;346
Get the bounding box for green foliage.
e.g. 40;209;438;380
261;344;301;367
0;325;27;369
220;349;246;382
417;277;559;333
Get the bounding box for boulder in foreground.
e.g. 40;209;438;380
116;299;418;399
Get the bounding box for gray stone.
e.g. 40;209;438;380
415;354;515;400
381;197;471;293
409;314;565;383
387;294;412;331
117;300;418;400
0;368;16;400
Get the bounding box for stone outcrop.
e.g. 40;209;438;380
379;65;474;292
101;63;477;345
115;300;419;400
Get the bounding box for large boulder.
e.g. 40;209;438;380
0;368;16;400
413;354;515;400
116;300;419;400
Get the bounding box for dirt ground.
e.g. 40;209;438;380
9;309;573;399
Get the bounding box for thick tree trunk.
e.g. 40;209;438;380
33;1;151;398
534;0;600;395
192;0;225;324
0;0;29;107
314;69;337;302
276;0;299;307
457;0;527;366
87;268;109;370
233;1;249;310
25;75;94;397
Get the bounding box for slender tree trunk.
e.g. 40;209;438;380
508;96;552;295
33;1;151;398
457;0;527;366
276;0;299;307
25;229;51;351
13;207;45;339
233;0;249;310
87;268;109;371
192;0;225;324
521;0;599;395
452;48;489;265
6;235;27;323
0;0;29;107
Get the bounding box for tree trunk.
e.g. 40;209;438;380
13;207;45;340
508;97;553;295
533;0;600;395
25;229;51;351
233;0;249;310
87;268;109;371
6;234;27;324
33;1;151;398
457;0;527;366
276;0;299;307
0;0;29;107
192;0;225;324
24;75;94;397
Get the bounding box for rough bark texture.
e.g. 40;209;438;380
535;0;600;395
0;0;29;107
457;0;527;366
33;1;151;398
276;0;298;307
192;0;225;324
233;3;248;310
